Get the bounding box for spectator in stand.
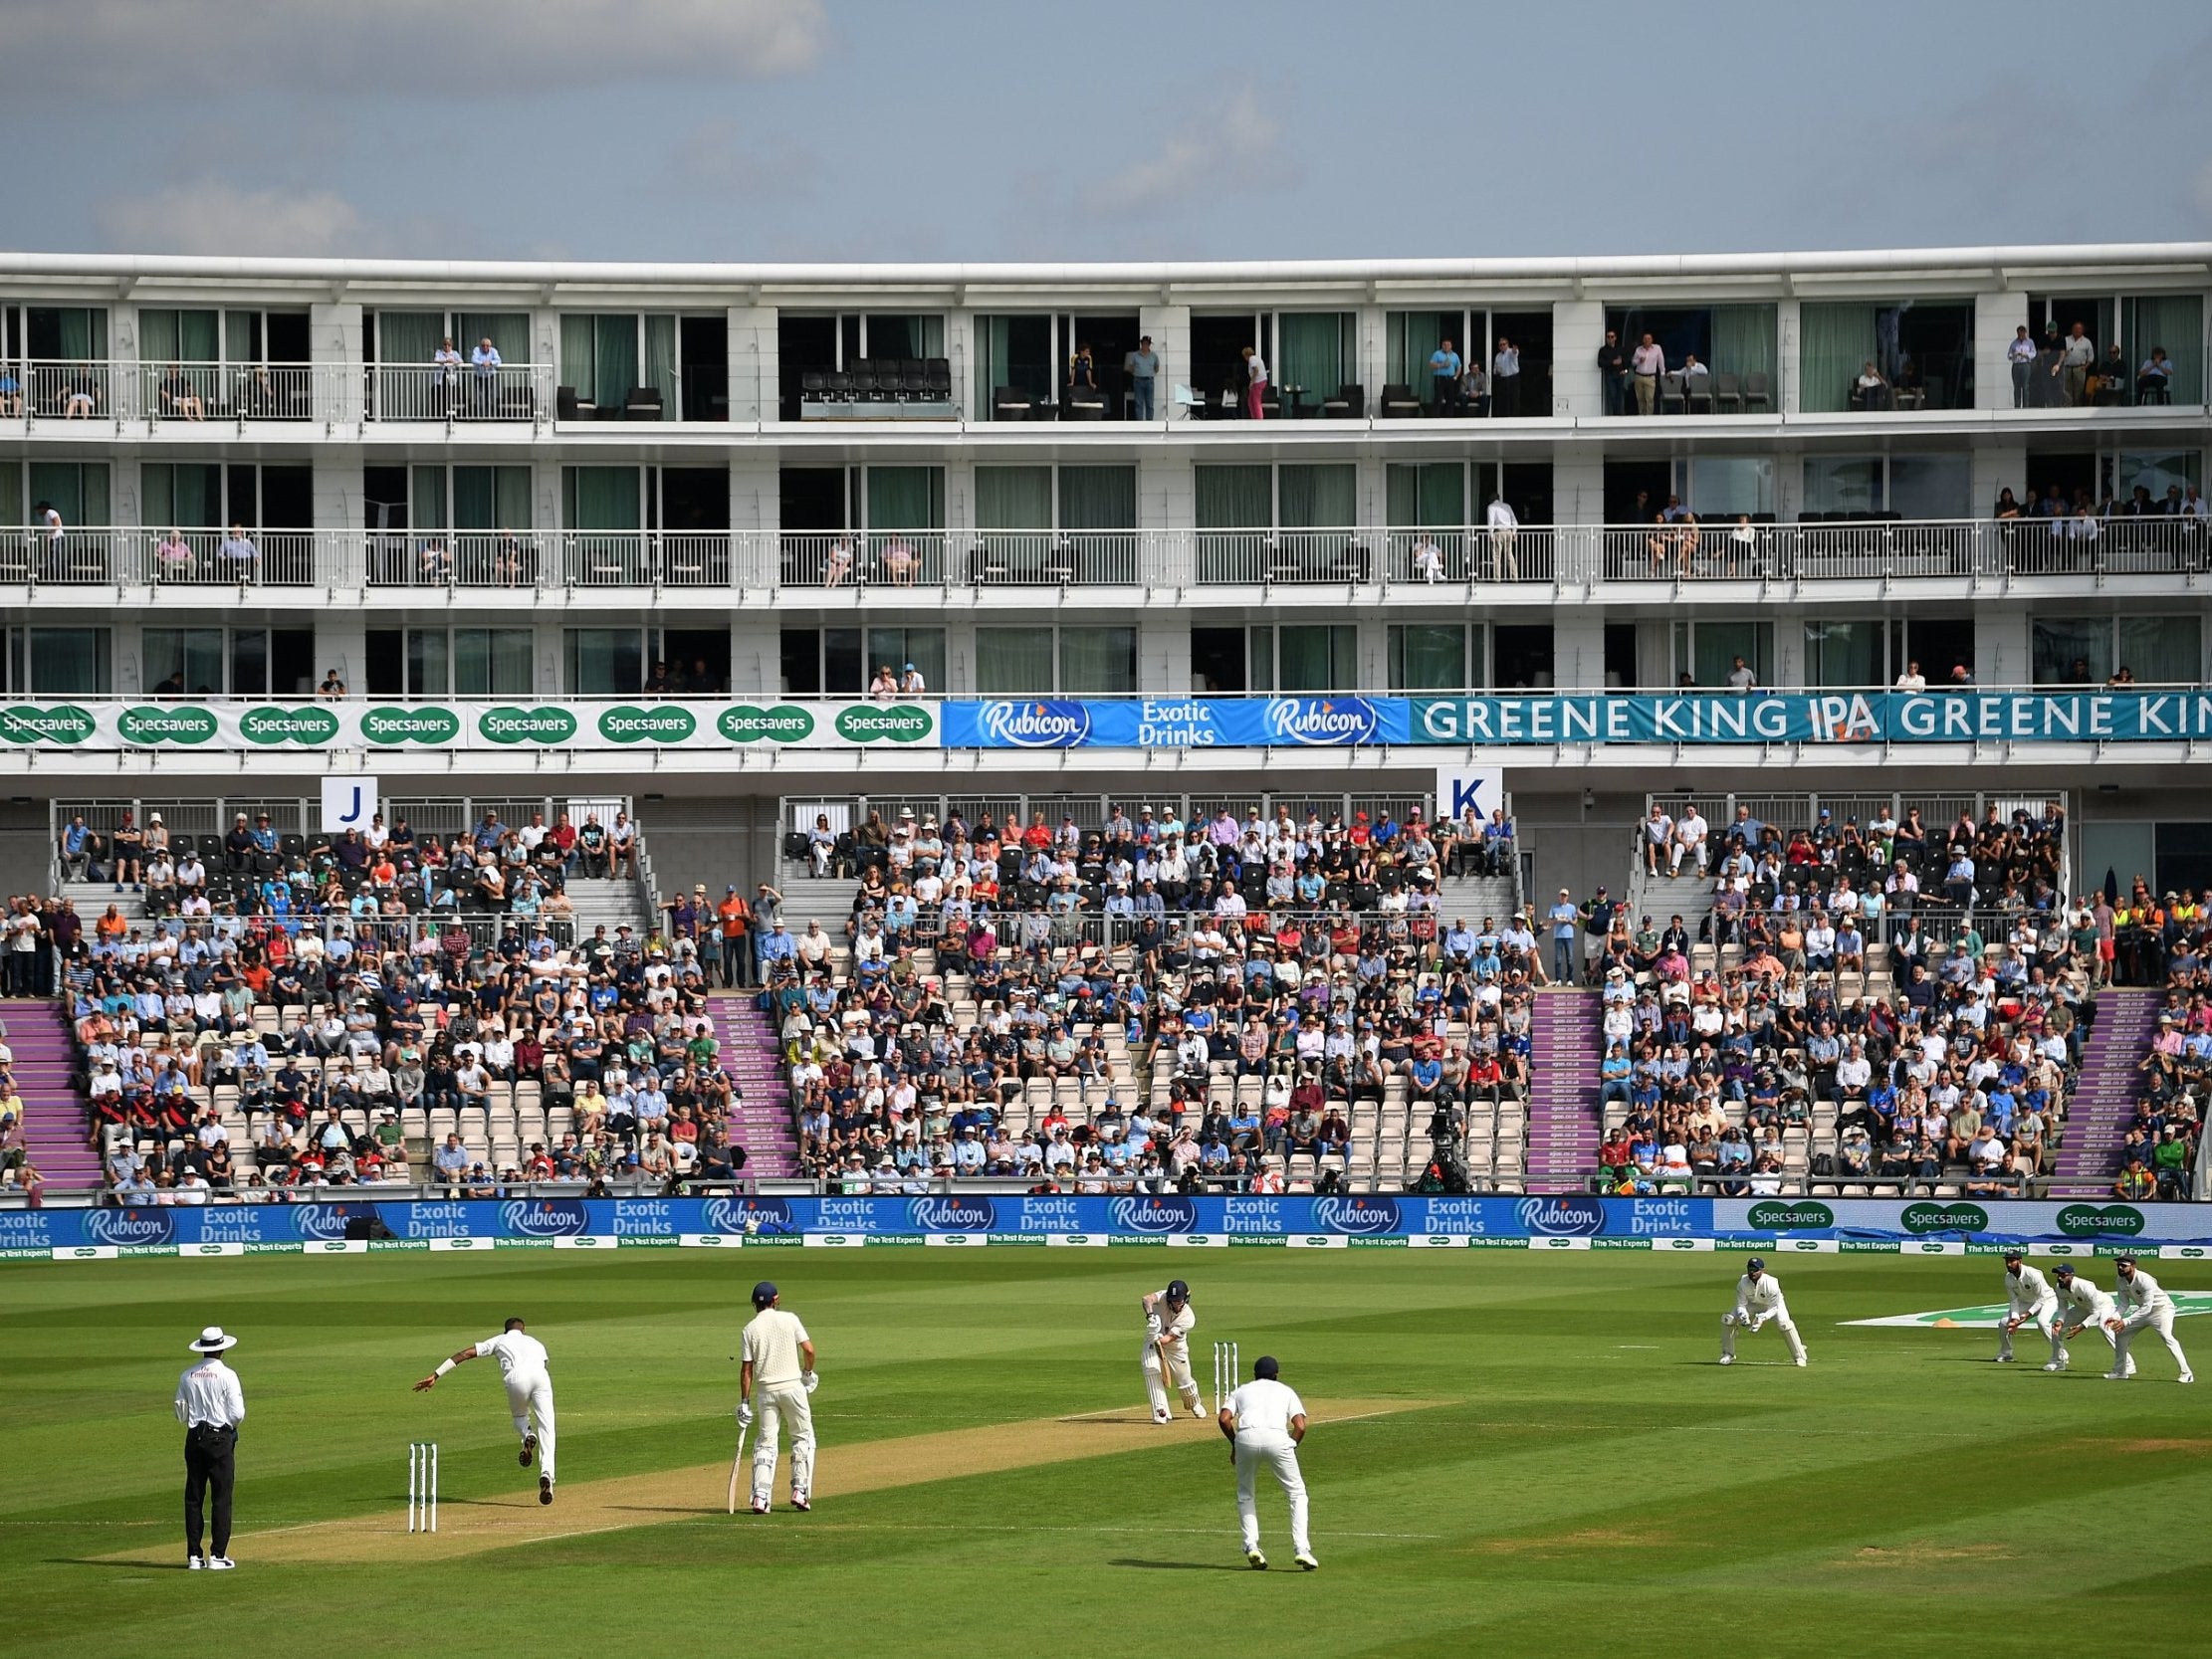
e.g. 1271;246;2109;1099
1631;332;1664;414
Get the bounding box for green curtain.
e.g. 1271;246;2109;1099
975;466;1052;528
866;467;943;528
1386;463;1463;526
2123;295;2203;404
975;316;1009;415
456;311;530;365
1389;624;1466;691
224;311;262;363
560;314;594;397
1798;304;1878;413
142;464;218;528
868;627;946;688
377;311;445;416
1277;624;1352;692
30;627;111;695
1278;464;1356;527
412;466;449;529
2118;615;2201;685
1057;466;1135;528
144;628;224;694
140;311;219;364
975;626;1054;694
30;462;106;523
564;628;640;695
1196;465;1271;528
0;466;20;525
593;316;638;409
452;468;496;529
1058;627;1135;693
563;467;640;529
642;314;677;419
1684;621;1771;688
1804;621;1882;688
58;309;106;360
1387;311;1448;391
1276;312;1349;400
1711;305;1776;384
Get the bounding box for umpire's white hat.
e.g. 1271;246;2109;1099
189;1326;239;1352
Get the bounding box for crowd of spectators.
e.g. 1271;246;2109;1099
0;1019;41;1201
771;800;1534;1193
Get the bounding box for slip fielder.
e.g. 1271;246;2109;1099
414;1317;557;1505
2051;1263;2123;1373
739;1280;817;1513
1141;1278;1206;1423
1996;1249;2065;1369
1718;1256;1807;1366
1217;1353;1316;1571
2109;1254;2195;1384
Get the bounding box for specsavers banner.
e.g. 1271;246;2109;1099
941;691;2212;749
8;1195;2211;1260
0;700;939;752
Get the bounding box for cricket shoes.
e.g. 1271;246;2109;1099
1795;1355;1808;1367
539;1476;553;1506
790;1493;810;1512
187;1556;205;1570
1246;1550;1267;1569
1190;1401;1210;1420
2103;1370;2133;1380
1993;1354;2015;1363
1717;1355;1733;1366
2181;1372;2196;1384
1294;1553;1319;1571
750;1501;771;1515
2042;1361;2066;1372
206;1557;235;1571
521;1434;537;1468
1152;1407;1173;1424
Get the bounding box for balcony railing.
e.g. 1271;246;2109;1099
365;362;551;424
5;518;2204;593
0;360;553;428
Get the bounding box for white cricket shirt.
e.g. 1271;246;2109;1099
2115;1269;2173;1318
475;1329;551;1380
175;1357;247;1428
1225;1377;1306;1436
2006;1264;2057;1315
742;1307;810;1386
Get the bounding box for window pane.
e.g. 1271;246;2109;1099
2030;618;2108;685
491;629;534;696
1888;455;1971;519
1276;624;1353;691
1058;627;1135;694
1802;458;1881;515
2117;451;2202;504
564;628;639;695
230;630;269;697
976;627;1055;695
1803;620;1883;688
406;629;450;697
452;629;494;698
1685;456;1773;517
867;628;945;691
975;466;1051;528
2117;615;2200;685
143;628;223;696
1389;624;1466;691
1196;465;1271;528
1278;464;1356;528
31;627;110;695
1686;621;1771;689
1055;466;1136;529
823;627;864;695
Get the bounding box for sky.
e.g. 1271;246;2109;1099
9;0;2212;265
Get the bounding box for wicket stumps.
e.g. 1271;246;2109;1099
1212;1341;1239;1414
407;1440;439;1533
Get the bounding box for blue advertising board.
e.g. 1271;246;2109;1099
6;1195;2210;1259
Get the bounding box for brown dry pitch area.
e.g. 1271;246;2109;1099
122;1397;1435;1566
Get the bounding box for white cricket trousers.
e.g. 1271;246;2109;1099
1998;1304;2064;1364
1720;1310;1806;1363
505;1368;556;1483
751;1379;815;1505
2114;1306;2192;1377
1234;1433;1310;1556
1143;1341;1200;1418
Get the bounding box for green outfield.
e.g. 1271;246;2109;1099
8;1249;2211;1658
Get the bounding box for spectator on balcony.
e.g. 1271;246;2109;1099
1411;532;1445;583
900;662;928;695
1240;344;1268;420
879;533;918;585
1066;342;1097;398
2060;322;2095;405
822;533;855;586
1893;660;1926;692
470;336;503;413
64;367;98;418
2093;343;2128;406
1485;497;1520;580
158;363;205;422
0;364;20;416
432;336;464;409
2136;347;2173;404
1429;337;1463;415
1127;336;1159;420
1852;360;1892;412
2007;325;2037;406
1491;338;1521;417
416;537;453;583
1726;655;1758;695
1630;332;1664;414
1596;329;1629;417
1458;357;1488;417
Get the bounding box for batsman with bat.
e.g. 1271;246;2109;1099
1718;1257;1807;1366
737;1281;817;1514
1142;1279;1206;1424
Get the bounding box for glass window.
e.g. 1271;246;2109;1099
406;630;449;699
2030;618;2108;685
2117;451;2202;504
1491;624;1553;691
1800;301;1973;412
564;628;641;696
865;628;945;692
1274;624;1356;691
1058;627;1136;694
975;627;1054;695
1056;466;1135;529
1802;458;1881;515
1803;620;1889;688
1672;620;1772;689
2117;615;2201;685
143;628;223;696
1196;465;1271;529
452;629;534;697
864;466;944;528
1680;456;1773;517
1389;623;1467;691
1888;455;1972;519
29;627;110;695
1277;465;1357;528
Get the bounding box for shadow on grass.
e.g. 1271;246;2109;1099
56;1557;195;1570
1109;1557;1250;1572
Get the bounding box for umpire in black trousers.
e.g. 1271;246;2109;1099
174;1326;247;1569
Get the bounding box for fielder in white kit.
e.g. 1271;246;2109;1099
1718;1256;1807;1366
2109;1254;2195;1384
2052;1263;2124;1373
414;1317;557;1504
1217;1353;1316;1571
739;1280;818;1513
1996;1249;2066;1369
1141;1278;1207;1423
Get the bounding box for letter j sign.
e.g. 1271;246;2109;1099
321;775;379;834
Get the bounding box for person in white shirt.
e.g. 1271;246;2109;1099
2051;1263;2123;1372
1217;1353;1316;1570
738;1281;818;1512
2109;1255;2194;1383
1719;1257;1806;1365
1995;1250;2066;1368
1485;497;1519;580
1894;661;1927;693
1410;531;1444;583
1142;1278;1206;1423
415;1317;559;1503
1670;805;1709;877
1641;805;1674;876
175;1325;247;1569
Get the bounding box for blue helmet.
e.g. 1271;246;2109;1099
752;1281;778;1309
1745;1257;1765;1274
1165;1279;1190;1305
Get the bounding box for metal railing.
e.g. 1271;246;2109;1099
0;360;554;429
365;362;551;424
2;518;2205;593
138;362;325;424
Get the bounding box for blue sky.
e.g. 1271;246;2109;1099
13;0;2211;262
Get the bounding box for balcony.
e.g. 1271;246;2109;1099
0;360;553;432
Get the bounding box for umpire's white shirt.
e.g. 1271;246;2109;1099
175;1358;246;1427
1733;1274;1788;1319
2006;1264;2057;1316
1226;1377;1305;1443
476;1330;551;1380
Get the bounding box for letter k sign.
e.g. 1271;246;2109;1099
1437;765;1503;821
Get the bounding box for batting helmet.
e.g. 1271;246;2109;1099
1745;1257;1765;1274
1165;1279;1190;1304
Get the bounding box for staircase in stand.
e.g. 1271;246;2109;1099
1523;989;1603;1194
2047;987;2162;1197
706;993;800;1179
4;999;100;1189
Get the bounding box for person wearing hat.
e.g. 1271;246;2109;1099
414;1317;558;1505
1140;1278;1206;1424
898;661;927;695
175;1325;246;1568
2051;1263;2124;1372
738;1282;817;1514
1217;1352;1316;1570
1719;1256;1806;1366
716;884;754;988
1996;1249;2064;1369
2110;1254;2194;1383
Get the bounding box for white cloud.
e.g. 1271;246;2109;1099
1084;87;1296;215
669;116;820;196
12;0;828;97
94;180;368;256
